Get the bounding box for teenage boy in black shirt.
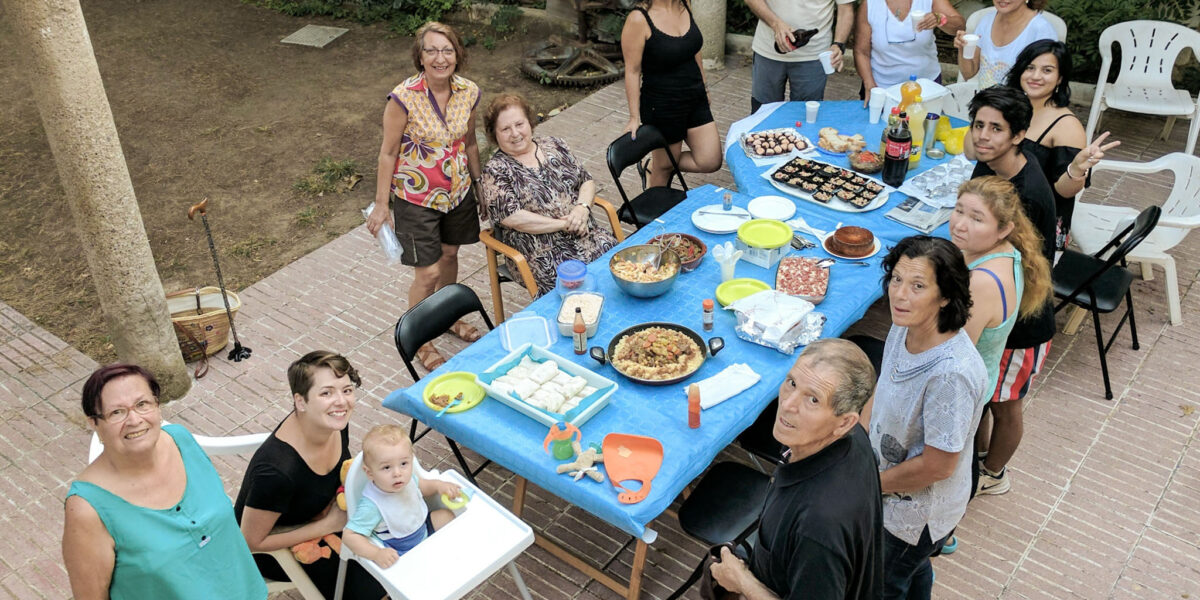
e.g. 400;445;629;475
966;86;1056;501
710;338;882;600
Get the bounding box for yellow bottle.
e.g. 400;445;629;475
909;96;928;147
898;75;922;113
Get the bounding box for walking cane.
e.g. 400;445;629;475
188;199;252;362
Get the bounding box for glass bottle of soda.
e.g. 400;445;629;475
882;112;912;188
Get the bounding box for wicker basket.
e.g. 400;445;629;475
167;287;240;362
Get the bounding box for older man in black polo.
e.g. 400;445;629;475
710;338;883;599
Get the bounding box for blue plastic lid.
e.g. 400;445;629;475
556;260;587;282
499;312;553;351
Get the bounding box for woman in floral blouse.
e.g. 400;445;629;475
479;93;618;296
366;21;483;371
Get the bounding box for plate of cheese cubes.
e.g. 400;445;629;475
475;343;618;427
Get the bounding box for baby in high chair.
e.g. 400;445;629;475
343;424;462;567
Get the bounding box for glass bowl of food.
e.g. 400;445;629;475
608;244;681;298
647;233;707;272
848;150;884;174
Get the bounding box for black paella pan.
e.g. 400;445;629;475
589;322;723;386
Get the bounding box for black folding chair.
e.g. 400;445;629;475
606;125;688;230
665;462;770;600
1053;205;1161;399
736;398;787;470
393;283;496;484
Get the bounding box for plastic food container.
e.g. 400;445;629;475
736;219;792;269
556;292;604;338
555;260;592;297
499;312;553;351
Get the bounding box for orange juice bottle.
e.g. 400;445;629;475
898;76;922;113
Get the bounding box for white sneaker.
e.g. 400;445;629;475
976;464;1010;495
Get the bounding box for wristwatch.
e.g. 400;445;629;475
832;41;846;53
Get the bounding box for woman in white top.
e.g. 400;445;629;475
855;0;964;96
955;0;1058;89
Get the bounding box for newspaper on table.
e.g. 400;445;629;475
885;195;953;233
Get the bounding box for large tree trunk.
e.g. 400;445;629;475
2;0;190;400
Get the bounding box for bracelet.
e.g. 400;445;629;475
937;12;948;27
1066;163;1087;180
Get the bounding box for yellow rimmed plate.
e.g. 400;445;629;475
422;371;485;414
716;278;771;306
737;219;792;249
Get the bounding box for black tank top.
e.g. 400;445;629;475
636;5;705;97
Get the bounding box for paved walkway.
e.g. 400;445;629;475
3;59;1198;599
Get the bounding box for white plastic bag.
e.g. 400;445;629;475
363;202;403;264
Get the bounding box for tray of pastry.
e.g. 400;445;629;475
765;156;892;213
475;343;617;427
739;128;813;159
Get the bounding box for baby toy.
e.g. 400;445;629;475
291;534;342;564
543;421;582;460
335;458;352;511
556;441;605;482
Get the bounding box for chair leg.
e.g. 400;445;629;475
1092;309;1113;400
447;438;491;486
485;248;507;324
1139;260;1154;281
333;556;348;600
1126;290;1139;351
1161;115;1177;141
1163;257;1181;325
1187;105;1200;156
1063;305;1089;335
507;562;533;600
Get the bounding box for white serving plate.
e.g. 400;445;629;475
747;195;797;221
476;343;617;427
691;204;751;234
820;231;883;260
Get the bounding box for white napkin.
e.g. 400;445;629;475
682;363;761;409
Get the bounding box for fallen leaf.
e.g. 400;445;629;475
346;174;363;190
1181;404;1195;417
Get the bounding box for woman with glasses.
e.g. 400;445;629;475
235;351;384;599
365;21;483;372
854;0;963;97
63;364;267;600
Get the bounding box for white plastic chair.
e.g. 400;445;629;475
1069;153;1200;326
959;8;1067;83
88;426;324;600
333;452;534;600
1084;21;1200;155
941;81;980;121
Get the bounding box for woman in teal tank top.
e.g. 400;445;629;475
63;364;266;600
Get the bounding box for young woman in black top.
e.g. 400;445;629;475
620;0;722;187
235;351;385;599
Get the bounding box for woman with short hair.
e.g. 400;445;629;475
869;236;989;599
479;93;619;295
954;0;1057;88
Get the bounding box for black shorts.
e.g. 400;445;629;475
393;188;480;267
640;91;714;145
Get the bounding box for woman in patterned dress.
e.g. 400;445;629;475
479;93;618;296
365;21;483;371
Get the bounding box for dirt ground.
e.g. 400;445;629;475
0;0;595;361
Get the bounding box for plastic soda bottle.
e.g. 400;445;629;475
909;96;928;147
882;113;912;188
880;107;901;155
898;75;922;113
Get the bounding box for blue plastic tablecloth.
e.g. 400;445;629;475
383;184;890;541
726;100;969;243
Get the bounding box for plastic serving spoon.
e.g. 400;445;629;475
435;393;463;417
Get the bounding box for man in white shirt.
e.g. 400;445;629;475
746;0;856;112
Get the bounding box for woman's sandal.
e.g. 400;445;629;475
449;319;482;342
416;343;446;372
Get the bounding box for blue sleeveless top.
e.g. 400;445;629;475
67;424;267;600
970;249;1024;394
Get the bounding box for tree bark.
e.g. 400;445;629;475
1;0;190;400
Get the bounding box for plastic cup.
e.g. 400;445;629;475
719;259;738;282
963;34;979;59
805;101;820;123
818;51;835;75
909;10;927;33
868;87;886;124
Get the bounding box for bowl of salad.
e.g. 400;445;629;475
647;233;707;272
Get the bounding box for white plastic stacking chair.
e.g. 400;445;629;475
941;81;980;121
1069;153;1200;327
333;452;534;600
959;8;1067;83
88;426;324;600
1084;21;1200;155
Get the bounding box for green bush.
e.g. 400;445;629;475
727;0;756;35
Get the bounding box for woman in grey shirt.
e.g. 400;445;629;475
867;235;988;600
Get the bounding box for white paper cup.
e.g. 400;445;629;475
963;34;980;59
818;51;835;75
805;101;820;123
910;10;927;33
868;87;886;124
719;260;738;282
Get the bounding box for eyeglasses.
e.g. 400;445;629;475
95;398;159;424
422;47;456;58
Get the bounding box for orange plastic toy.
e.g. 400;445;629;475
601;433;664;504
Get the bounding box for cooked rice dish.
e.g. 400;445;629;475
611;257;678;283
612;327;703;380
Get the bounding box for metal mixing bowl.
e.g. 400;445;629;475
608;244;681;298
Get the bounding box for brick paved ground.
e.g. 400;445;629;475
2;58;1198;599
